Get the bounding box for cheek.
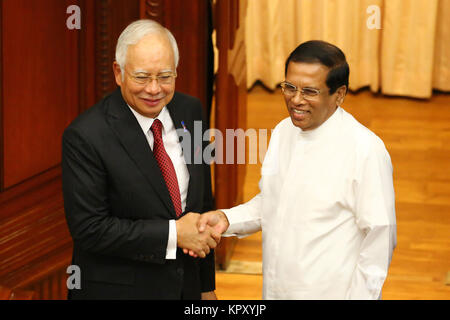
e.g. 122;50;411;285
284;96;290;108
284;96;296;108
122;81;143;98
163;86;175;100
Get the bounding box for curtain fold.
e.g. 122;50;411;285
433;0;450;92
245;0;450;98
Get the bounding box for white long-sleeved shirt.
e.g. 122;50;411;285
223;107;397;299
128;105;189;259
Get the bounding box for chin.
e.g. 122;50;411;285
134;104;164;118
289;117;305;129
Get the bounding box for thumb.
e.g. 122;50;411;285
198;214;208;232
198;212;220;232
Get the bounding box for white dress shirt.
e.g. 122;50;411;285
222;107;397;299
128;105;189;259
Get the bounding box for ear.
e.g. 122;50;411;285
112;61;123;86
335;85;347;106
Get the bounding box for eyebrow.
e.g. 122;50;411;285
303;86;320;90
284;81;319;90
132;69;173;75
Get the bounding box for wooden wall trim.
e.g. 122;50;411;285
93;0;140;102
0;169;72;290
95;0;113;100
79;0;96;112
27;266;71;300
0;167;61;218
140;0;164;23
213;0;248;269
0;285;34;300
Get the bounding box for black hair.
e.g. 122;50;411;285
284;40;349;94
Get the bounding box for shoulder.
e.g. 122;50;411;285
270;117;299;146
170;92;202;110
171;91;202;105
63;91;116;142
265;117;297;153
168;91;204;119
273;117;296;135
341;109;390;160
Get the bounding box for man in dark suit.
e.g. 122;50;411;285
62;19;219;300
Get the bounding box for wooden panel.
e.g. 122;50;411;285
0;285;34;300
79;0;96;112
0;167;72;299
1;0;79;188
94;0;140;100
27;266;70;300
0;170;72;286
214;0;248;269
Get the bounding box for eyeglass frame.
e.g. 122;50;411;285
125;69;177;86
280;81;322;100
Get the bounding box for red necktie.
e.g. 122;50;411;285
150;119;183;217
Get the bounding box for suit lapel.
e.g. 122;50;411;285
167;96;198;213
105;89;176;217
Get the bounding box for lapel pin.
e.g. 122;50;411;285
181;121;188;133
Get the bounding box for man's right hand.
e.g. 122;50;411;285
198;210;230;234
176;212;220;258
183;210;230;258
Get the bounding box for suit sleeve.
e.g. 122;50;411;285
198;169;215;292
62;127;169;264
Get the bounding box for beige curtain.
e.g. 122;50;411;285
246;0;450;98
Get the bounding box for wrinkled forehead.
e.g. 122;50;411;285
285;61;329;88
126;33;175;71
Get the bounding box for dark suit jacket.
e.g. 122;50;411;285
62;88;215;300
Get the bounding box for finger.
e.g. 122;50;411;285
189;250;198;258
206;236;217;250
204;226;221;244
198;215;208;232
192;244;206;258
202;243;210;255
211;232;221;244
198;250;206;258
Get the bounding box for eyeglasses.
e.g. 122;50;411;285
280;81;321;101
127;70;177;86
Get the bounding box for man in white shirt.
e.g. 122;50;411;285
195;40;397;299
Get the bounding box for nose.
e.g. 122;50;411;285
290;91;307;105
144;79;161;95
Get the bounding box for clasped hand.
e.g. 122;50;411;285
176;211;230;258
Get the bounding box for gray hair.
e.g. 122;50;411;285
115;19;179;75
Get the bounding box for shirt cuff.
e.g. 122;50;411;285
221;209;245;238
166;219;177;259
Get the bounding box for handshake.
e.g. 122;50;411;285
175;210;230;258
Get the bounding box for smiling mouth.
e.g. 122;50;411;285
290;108;310;122
292;109;308;114
141;97;162;106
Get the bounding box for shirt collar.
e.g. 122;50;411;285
127;105;171;135
298;106;342;140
